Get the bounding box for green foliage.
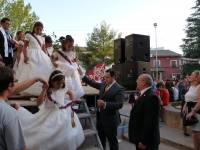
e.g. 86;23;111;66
0;0;39;37
85;20;121;71
50;32;60;51
180;5;200;58
183;62;200;76
75;44;99;71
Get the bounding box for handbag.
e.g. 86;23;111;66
183;114;199;126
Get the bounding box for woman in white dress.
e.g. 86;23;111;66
182;70;200;150
16;22;54;96
13;31;24;71
16;70;85;150
50;35;84;100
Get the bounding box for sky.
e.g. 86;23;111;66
24;0;195;54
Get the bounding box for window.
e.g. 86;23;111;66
154;60;160;68
171;60;177;67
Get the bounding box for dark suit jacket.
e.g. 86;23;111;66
82;76;124;127
129;88;160;147
0;30;14;59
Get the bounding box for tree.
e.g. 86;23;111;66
181;5;200;58
85;21;121;71
75;44;99;71
0;0;39;37
183;62;200;76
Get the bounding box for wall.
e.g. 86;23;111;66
151;57;181;79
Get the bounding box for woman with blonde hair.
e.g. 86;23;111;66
182;70;200;150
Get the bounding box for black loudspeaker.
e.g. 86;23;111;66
125;34;150;62
123;62;150;90
112;64;124;86
114;38;125;64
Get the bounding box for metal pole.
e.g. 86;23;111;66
154;23;158;79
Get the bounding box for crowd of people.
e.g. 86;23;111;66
0;16;200;150
0;18;86;150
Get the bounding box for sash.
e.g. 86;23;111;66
46;89;74;109
46;48;50;57
57;50;72;64
31;33;42;48
0;27;13;57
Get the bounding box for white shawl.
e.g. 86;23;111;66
0;27;13;57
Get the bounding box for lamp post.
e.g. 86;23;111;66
154;23;158;79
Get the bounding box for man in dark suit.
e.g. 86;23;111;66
0;18;15;67
129;74;160;150
78;68;124;150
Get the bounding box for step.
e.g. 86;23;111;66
84;147;102;150
78;113;91;119
74;99;86;103
9;95;33;100
84;129;98;137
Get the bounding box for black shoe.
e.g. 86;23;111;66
183;133;190;137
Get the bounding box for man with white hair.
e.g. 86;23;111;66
129;74;160;150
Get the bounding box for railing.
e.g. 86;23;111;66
117;114;130;130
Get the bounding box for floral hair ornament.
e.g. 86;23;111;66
51;73;64;80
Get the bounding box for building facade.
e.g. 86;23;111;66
150;50;182;80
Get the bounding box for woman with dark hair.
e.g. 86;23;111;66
165;81;174;102
156;82;169;106
44;36;53;57
50;35;85;100
16;22;54;96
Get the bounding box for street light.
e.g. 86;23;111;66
154;23;158;79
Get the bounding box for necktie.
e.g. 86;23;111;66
104;85;109;93
136;92;141;101
5;31;12;52
5;31;10;42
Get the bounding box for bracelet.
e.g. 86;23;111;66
35;77;39;82
192;108;198;112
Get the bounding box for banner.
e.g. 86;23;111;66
86;63;106;82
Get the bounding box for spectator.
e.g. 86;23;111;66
180;88;190;136
156;82;169;122
152;78;157;90
165;81;174;102
174;79;179;89
176;78;185;101
156;82;169;106
182;70;200;150
171;81;179;101
128;93;136;107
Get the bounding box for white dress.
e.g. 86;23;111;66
16;34;54;96
13;40;24;72
53;50;85;100
185;84;200;131
17;87;85;150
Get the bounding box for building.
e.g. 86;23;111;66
150;50;182;80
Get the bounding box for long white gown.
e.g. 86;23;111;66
17;87;85;150
16;34;54;96
53;50;85;100
13;40;24;72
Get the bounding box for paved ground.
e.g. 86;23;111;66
78;135;180;150
78;102;183;150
